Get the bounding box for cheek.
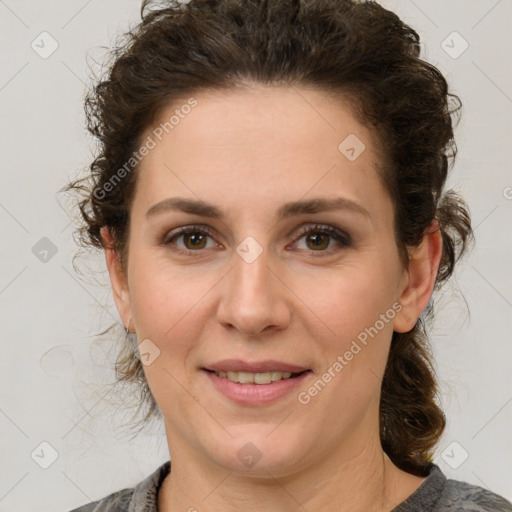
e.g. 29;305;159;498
129;251;399;343
127;255;223;359
295;262;399;400
299;263;397;339
306;272;397;391
127;239;401;358
127;263;217;413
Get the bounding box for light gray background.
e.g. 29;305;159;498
1;1;511;511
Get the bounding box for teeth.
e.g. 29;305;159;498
214;370;294;384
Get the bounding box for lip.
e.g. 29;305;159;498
203;359;310;373
203;368;312;406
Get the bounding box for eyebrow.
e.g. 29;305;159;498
146;196;370;221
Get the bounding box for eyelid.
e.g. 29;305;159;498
292;223;352;246
161;222;352;255
289;223;352;256
161;224;220;248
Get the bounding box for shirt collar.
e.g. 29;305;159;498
129;460;171;512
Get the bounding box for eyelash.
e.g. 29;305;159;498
162;223;352;258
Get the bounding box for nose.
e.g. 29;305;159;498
216;244;291;337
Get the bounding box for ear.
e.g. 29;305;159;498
393;221;443;333
101;226;132;329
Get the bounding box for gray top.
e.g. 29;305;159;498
69;461;512;511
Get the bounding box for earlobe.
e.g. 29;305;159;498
100;226;132;328
393;222;443;333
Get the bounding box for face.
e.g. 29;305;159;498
106;85;434;478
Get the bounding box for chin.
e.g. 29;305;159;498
204;426;308;477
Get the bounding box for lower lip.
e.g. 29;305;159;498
203;370;312;406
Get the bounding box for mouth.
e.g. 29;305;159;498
204;369;310;385
201;363;313;406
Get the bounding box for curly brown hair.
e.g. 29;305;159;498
64;0;473;476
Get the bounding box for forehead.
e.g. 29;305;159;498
148;85;377;156
133;85;392;225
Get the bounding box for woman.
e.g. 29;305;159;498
66;0;512;510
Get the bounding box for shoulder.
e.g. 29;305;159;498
67;487;134;512
394;465;512;512
438;477;512;512
67;460;171;512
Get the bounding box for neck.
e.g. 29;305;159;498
157;429;425;512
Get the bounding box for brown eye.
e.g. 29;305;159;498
182;231;208;250
304;232;331;251
162;225;217;255
293;224;352;256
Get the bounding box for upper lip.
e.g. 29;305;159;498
203;359;310;373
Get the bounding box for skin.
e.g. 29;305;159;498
103;85;442;511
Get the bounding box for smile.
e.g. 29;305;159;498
203;369;312;406
211;370;304;384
